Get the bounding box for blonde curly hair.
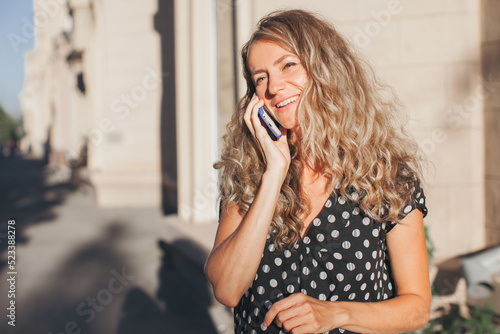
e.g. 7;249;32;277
214;9;423;250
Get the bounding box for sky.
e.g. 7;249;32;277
0;0;34;118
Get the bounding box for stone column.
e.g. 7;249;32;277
175;0;219;223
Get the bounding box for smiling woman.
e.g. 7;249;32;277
205;9;430;334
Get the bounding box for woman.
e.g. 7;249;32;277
205;9;431;334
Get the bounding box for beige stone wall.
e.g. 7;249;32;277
87;0;163;207
482;0;500;245
233;0;486;260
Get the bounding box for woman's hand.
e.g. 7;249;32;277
263;293;349;334
243;94;291;182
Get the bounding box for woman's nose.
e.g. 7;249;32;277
267;74;285;95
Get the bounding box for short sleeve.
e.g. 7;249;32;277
385;183;428;233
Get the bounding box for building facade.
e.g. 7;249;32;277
21;0;500;261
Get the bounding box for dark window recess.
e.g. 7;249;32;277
77;72;85;94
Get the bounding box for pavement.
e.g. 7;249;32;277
0;155;233;334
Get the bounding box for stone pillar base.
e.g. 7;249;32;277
91;171;161;208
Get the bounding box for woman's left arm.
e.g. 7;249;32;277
263;209;431;334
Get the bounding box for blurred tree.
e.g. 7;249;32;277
0;103;24;144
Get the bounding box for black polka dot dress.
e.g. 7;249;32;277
233;185;427;334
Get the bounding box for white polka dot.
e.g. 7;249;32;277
320;271;328;280
284;250;292;258
351;192;359;200
372;229;379;237
383;273;388;281
250;294;255;302
274;258;282;266
364;293;370;300
303;267;310;275
347;262;355;271
355;251;363;259
325;199;332;207
327;214;336;223
291;263;297;271
252;329;257;334
342;241;351;249
362;217;370;225
344;284;351;292
260;324;268;331
255;273;259;280
287;285;295;293
348;293;356;300
330;295;339;301
270;279;278;288
310;280;317;289
366;262;372;270
257;286;265;295
388;282;393;290
254;308;260;316
374;283;378;291
334;252;342;260
262;264;270;273
342;211;350;219
312;259;318;267
268;244;276;252
337;273;344;282
282;271;287;280
352;207;360;215
352;229;361;237
338;196;346;205
303;236;311;244
329;284;336;291
326;262;334;270
339;329;345;333
313;218;321;226
372;251;377;259
384;293;388;300
361;283;367;291
277;293;284;300
316;233;325;242
377;292;381;300
404;205;412;214
331;230;340;238
356;273;363;281
301;288;308;295
363;239;370;248
377;271;381;279
319;294;327;301
370;273;375;281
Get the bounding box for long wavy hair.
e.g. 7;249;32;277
214;9;423;250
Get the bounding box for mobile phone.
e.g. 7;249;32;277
258;106;282;139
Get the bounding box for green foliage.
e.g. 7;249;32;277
408;303;499;334
0;103;24;144
424;225;434;260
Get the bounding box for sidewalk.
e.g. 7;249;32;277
0;156;232;334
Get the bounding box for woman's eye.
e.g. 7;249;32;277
284;62;297;69
255;77;265;84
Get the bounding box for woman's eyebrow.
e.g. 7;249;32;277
251;54;296;76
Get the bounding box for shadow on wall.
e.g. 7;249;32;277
155;0;178;216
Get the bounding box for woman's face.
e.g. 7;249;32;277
247;40;308;131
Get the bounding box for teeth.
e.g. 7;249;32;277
276;96;298;108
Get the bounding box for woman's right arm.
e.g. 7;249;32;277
205;94;290;307
205;169;284;307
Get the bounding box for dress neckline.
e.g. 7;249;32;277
299;190;335;240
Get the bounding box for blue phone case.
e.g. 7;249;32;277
258;107;282;139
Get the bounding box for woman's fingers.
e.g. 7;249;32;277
243;94;261;138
